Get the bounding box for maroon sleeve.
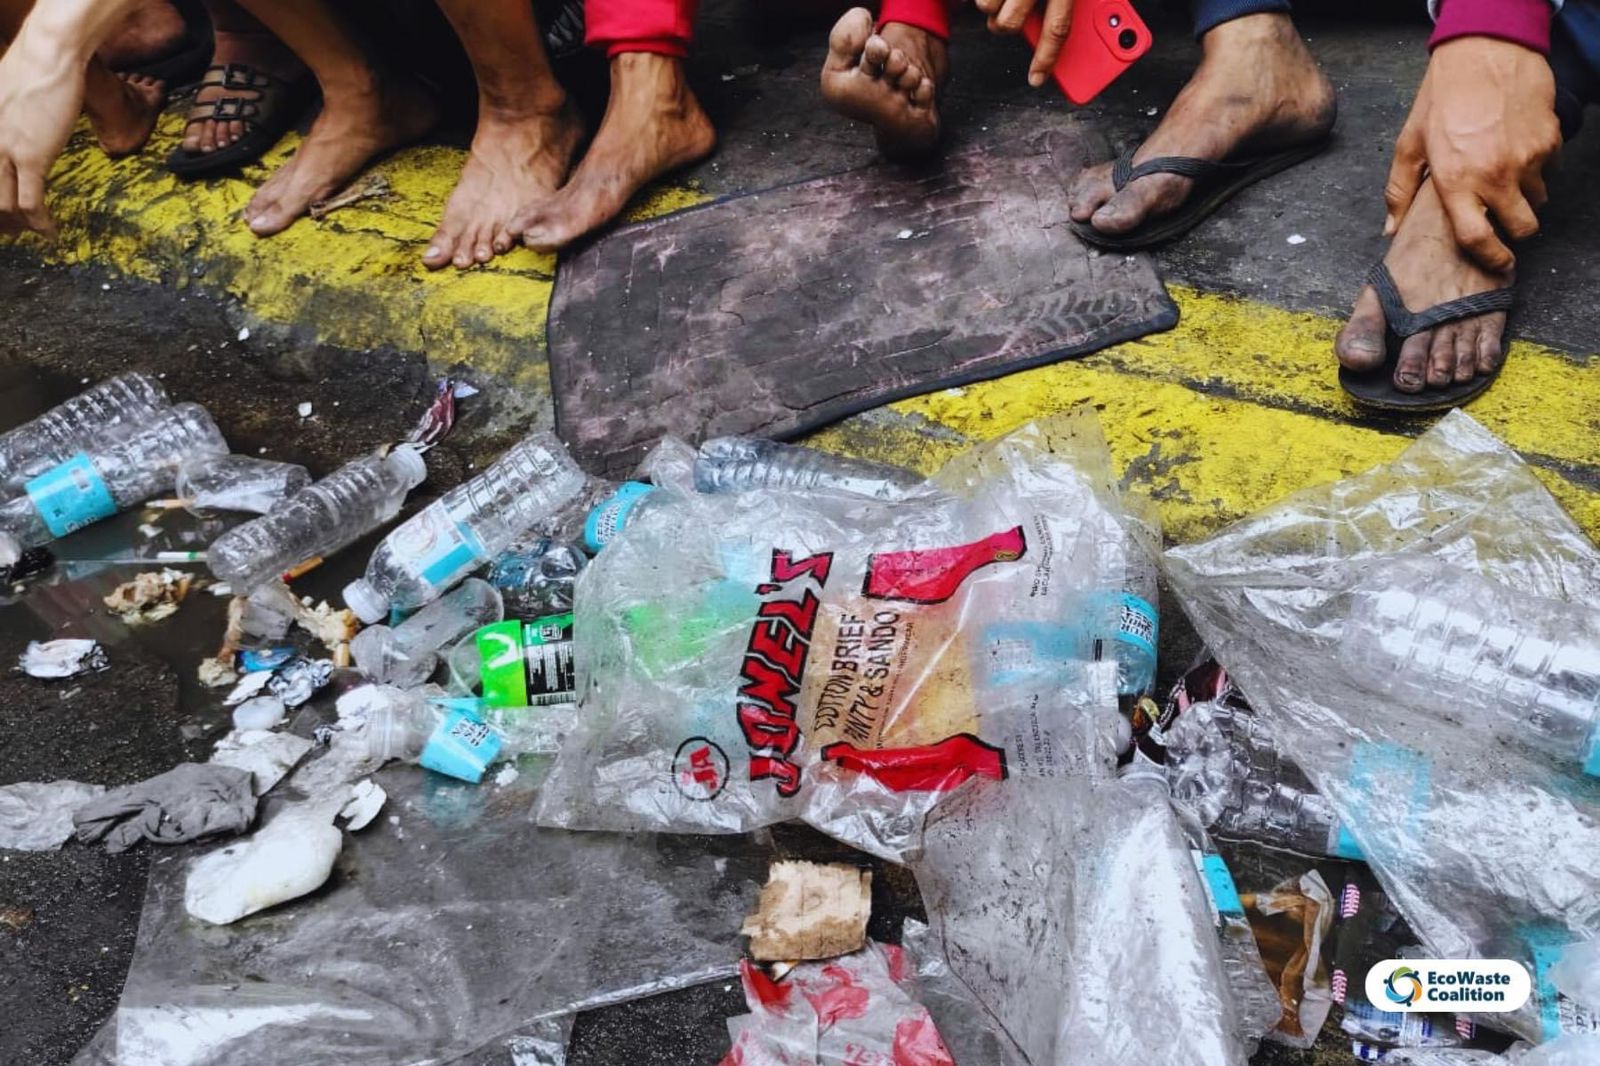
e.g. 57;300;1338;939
1430;0;1555;54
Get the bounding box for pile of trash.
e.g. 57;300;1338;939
0;373;1596;1066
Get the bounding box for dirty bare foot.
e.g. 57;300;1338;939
514;52;714;253
423;105;583;270
1068;12;1335;236
1335;178;1513;393
243;74;437;237
181;31;305;155
98;0;186;70
85;72;167;157
820;7;945;160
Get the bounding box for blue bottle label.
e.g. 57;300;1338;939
1584;726;1600;778
1191;850;1246;920
25;453;116;538
419;707;502;784
1336;742;1431;864
1115;593;1158;657
583;482;654;553
390;501;488;592
1524;929;1600;1040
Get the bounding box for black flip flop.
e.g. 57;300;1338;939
166;65;314;178
1069;138;1331;251
1338;263;1515;412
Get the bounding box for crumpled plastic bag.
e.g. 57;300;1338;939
717;942;955;1066
536;411;1158;861
907;671;1279;1066
73;763;257;853
1165;410;1600;1044
0;779;107;850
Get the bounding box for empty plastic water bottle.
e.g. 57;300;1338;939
582;481;658;553
355;684;573;782
1165;694;1350;858
1080;515;1161;699
177;454;311;516
350;578;503;689
0;371;171;492
343;432;586;623
1341;560;1600;777
488;539;587;618
0;402;228;561
693;437;921;499
208;445;427;593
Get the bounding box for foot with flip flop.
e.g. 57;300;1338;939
1336;23;1568;412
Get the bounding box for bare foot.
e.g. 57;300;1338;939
85;73;167;158
423;105;583;270
243;75;438;237
1335;177;1513;393
181;32;306;155
98;0;186;71
514;52;714;253
1068;13;1335;236
820;8;945;160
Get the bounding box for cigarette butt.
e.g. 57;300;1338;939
333;642;351;668
282;557;324;581
147;498;192;510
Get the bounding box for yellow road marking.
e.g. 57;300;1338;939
8;117;1598;545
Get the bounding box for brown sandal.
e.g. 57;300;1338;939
166;64;313;178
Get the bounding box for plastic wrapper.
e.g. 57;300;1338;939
0;780;107;850
717;942;955;1065
536;411;1156;861
1241;870;1335;1047
1165;411;1600;1044
71;749;767;1066
904;671;1278;1066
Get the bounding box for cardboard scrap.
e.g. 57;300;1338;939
740;860;872;962
104;569;192;625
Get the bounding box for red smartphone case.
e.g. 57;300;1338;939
1023;0;1153;106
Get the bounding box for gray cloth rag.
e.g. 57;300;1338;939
74;763;258;853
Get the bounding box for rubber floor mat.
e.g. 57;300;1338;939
547;127;1179;477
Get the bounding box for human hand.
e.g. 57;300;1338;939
973;0;1077;88
1384;36;1560;272
0;19;97;237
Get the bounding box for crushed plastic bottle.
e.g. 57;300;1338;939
1165;693;1350;858
0;371;171;492
1341;560;1600;777
343;433;585;623
693;437;921;500
208;445;427;594
487;538;587;619
1088;513;1161;699
354;685;572;783
0;402;228;561
350;578;503;689
177;454;311;516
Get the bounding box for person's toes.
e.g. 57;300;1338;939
1335;286;1388;372
227;119;245;146
1477;313;1508;374
473;226;495;264
1393;332;1433;392
182;124;202;152
422;225;459;270
1452;322;1481;383
911;77;934;106
1068;164;1115;223
883;47;911;85
825;7;874;72
861;34;890;77
1427;326;1458;388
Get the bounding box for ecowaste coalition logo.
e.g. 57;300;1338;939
1365;959;1531;1013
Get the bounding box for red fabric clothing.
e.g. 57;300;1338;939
585;0;700;58
1431;0;1556;54
879;0;954;40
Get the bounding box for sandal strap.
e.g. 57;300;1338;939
184;96;263;126
1366;262;1515;338
197;63;279;92
1111;147;1254;192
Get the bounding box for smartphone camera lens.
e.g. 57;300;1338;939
1118;27;1138;50
1108;14;1121;26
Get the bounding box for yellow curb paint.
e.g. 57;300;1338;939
9;116;1598;545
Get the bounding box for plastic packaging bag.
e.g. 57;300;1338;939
71;750;767;1066
907;678;1280;1066
536;412;1156;861
1165;410;1600;1044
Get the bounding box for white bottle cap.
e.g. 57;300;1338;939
385;444;428;489
343;578;390;624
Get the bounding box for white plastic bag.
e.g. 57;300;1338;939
536;412;1157;861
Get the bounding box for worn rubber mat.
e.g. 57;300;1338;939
547;128;1179;477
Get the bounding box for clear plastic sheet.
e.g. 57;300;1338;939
536;412;1155;861
72;750;766;1066
1164;411;1600;1044
907;672;1279;1066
